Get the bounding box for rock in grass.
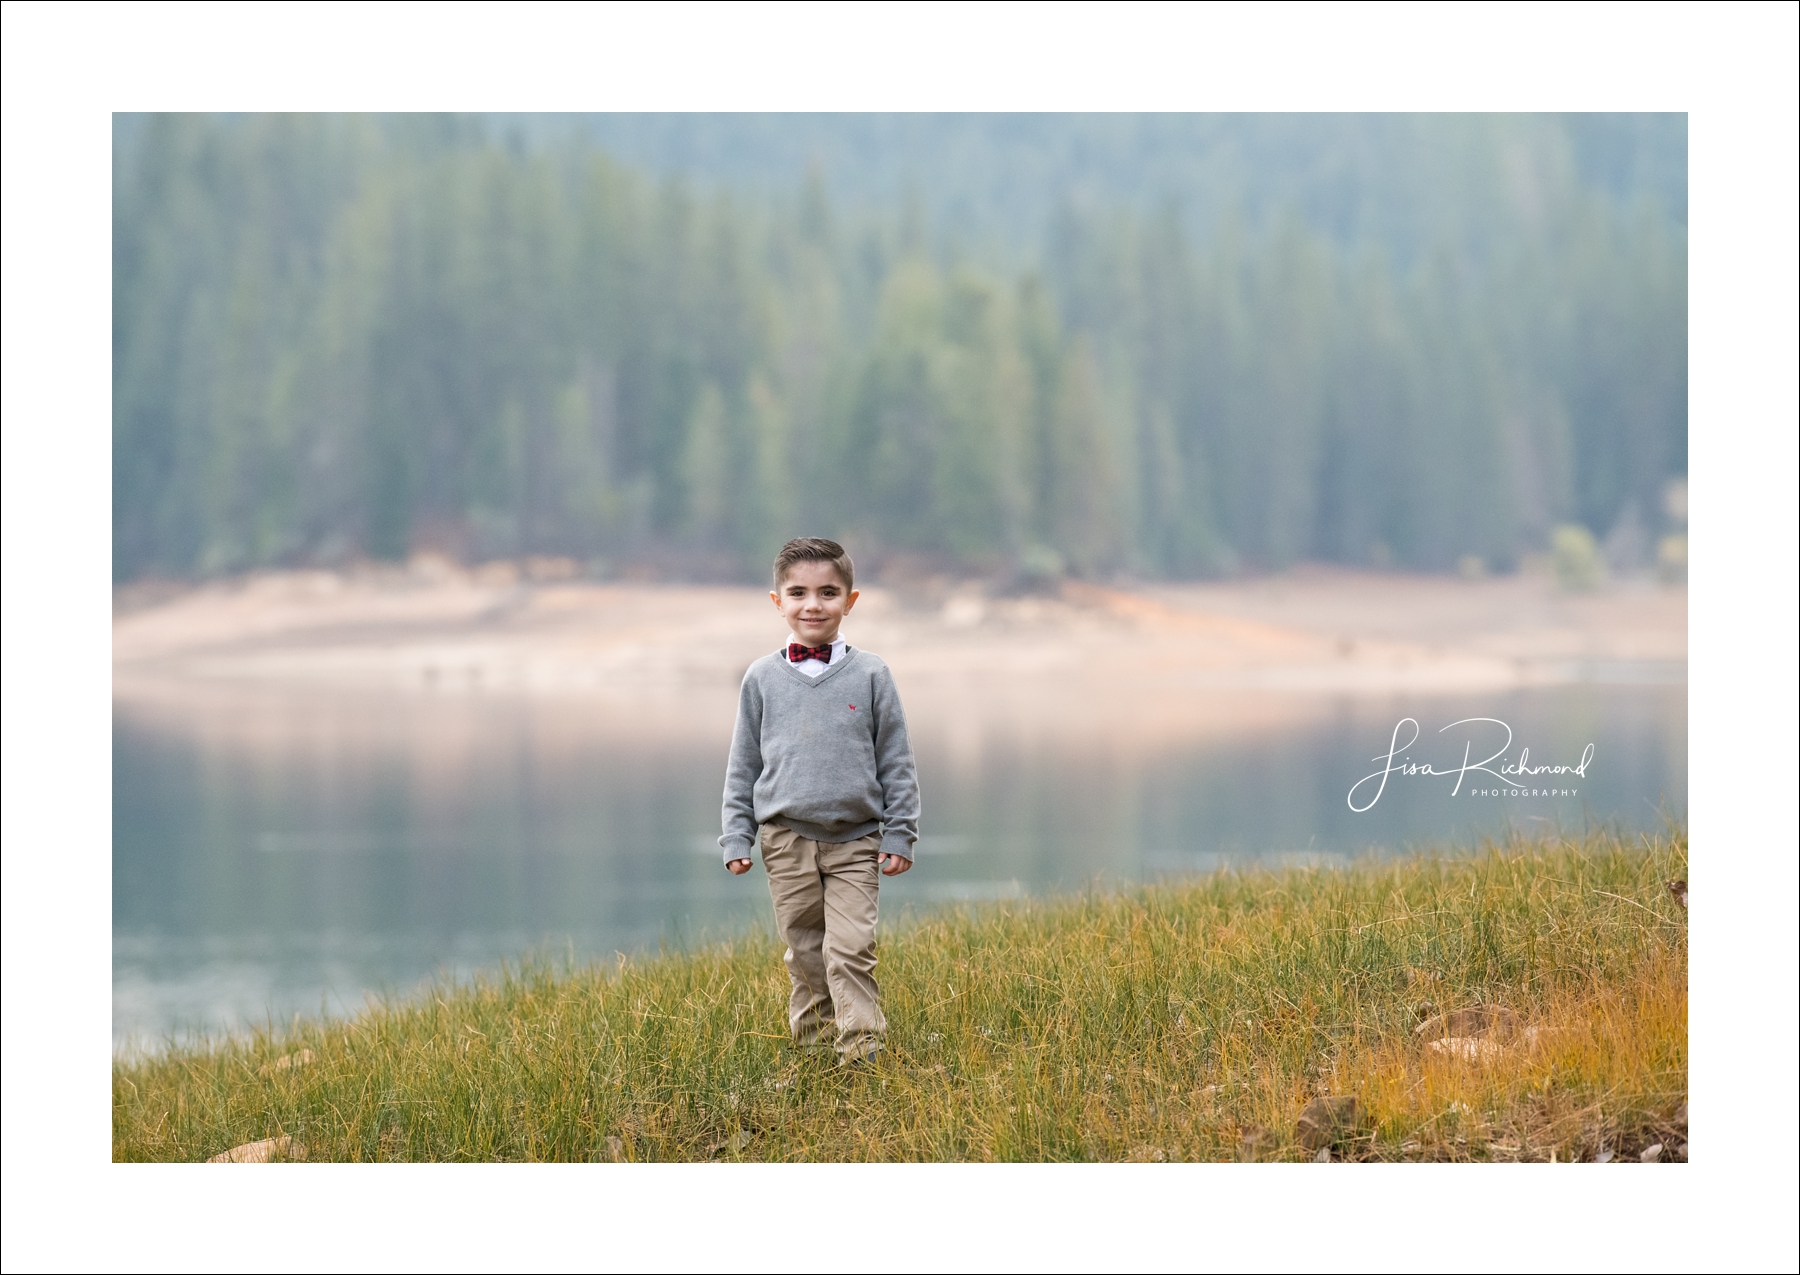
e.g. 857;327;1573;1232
1640;1143;1663;1162
208;1135;305;1163
1416;1006;1531;1065
257;1049;314;1078
1667;880;1687;909
707;1127;755;1156
1413;1005;1520;1043
1425;1036;1510;1063
1239;1125;1276;1161
1296;1095;1363;1152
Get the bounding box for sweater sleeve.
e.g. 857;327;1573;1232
870;664;921;860
719;669;764;862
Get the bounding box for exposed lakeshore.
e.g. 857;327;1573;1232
115;563;1686;751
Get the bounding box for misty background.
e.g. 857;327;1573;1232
113;113;1686;585
109;113;1688;1043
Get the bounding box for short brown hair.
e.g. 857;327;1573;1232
773;537;854;591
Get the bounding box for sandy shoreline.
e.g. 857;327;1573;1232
116;564;1684;687
113;564;1684;754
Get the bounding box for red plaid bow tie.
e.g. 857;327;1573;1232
788;642;834;664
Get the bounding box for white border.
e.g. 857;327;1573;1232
4;3;1795;1271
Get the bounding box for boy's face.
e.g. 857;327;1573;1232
771;560;858;647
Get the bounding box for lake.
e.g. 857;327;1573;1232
113;675;1684;1047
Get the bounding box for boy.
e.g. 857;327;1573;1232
720;537;920;1066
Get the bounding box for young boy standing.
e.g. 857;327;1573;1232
720;537;920;1066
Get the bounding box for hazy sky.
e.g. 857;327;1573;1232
512;112;1686;258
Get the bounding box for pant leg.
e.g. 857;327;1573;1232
760;825;833;1047
817;833;887;1059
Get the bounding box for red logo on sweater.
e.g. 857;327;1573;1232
848;704;857;711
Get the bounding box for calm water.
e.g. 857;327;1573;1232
114;682;1685;1046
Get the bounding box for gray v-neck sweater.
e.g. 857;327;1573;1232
719;646;921;863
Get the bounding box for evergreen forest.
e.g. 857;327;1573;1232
113;113;1687;584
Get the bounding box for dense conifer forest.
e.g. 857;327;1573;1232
113;113;1685;582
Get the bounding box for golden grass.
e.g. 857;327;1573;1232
113;830;1686;1162
1340;943;1685;1161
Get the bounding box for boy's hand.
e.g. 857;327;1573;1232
725;858;754;875
879;852;912;876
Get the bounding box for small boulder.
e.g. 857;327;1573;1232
1414;1005;1520;1043
1425;1036;1508;1063
1666;880;1687;909
1239;1124;1276;1161
257;1049;315;1078
1296;1095;1363;1152
1640;1143;1663;1162
208;1135;305;1163
1521;1025;1561;1049
706;1127;755;1157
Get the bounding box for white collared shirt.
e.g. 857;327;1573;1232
786;633;846;678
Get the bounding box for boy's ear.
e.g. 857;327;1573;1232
843;588;860;613
769;589;782;610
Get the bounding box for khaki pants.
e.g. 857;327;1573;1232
760;824;886;1060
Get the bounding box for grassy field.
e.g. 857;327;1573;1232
113;830;1687;1163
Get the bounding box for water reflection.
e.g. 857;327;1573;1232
114;683;1684;1046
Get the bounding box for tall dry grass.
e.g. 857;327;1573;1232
114;830;1686;1162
